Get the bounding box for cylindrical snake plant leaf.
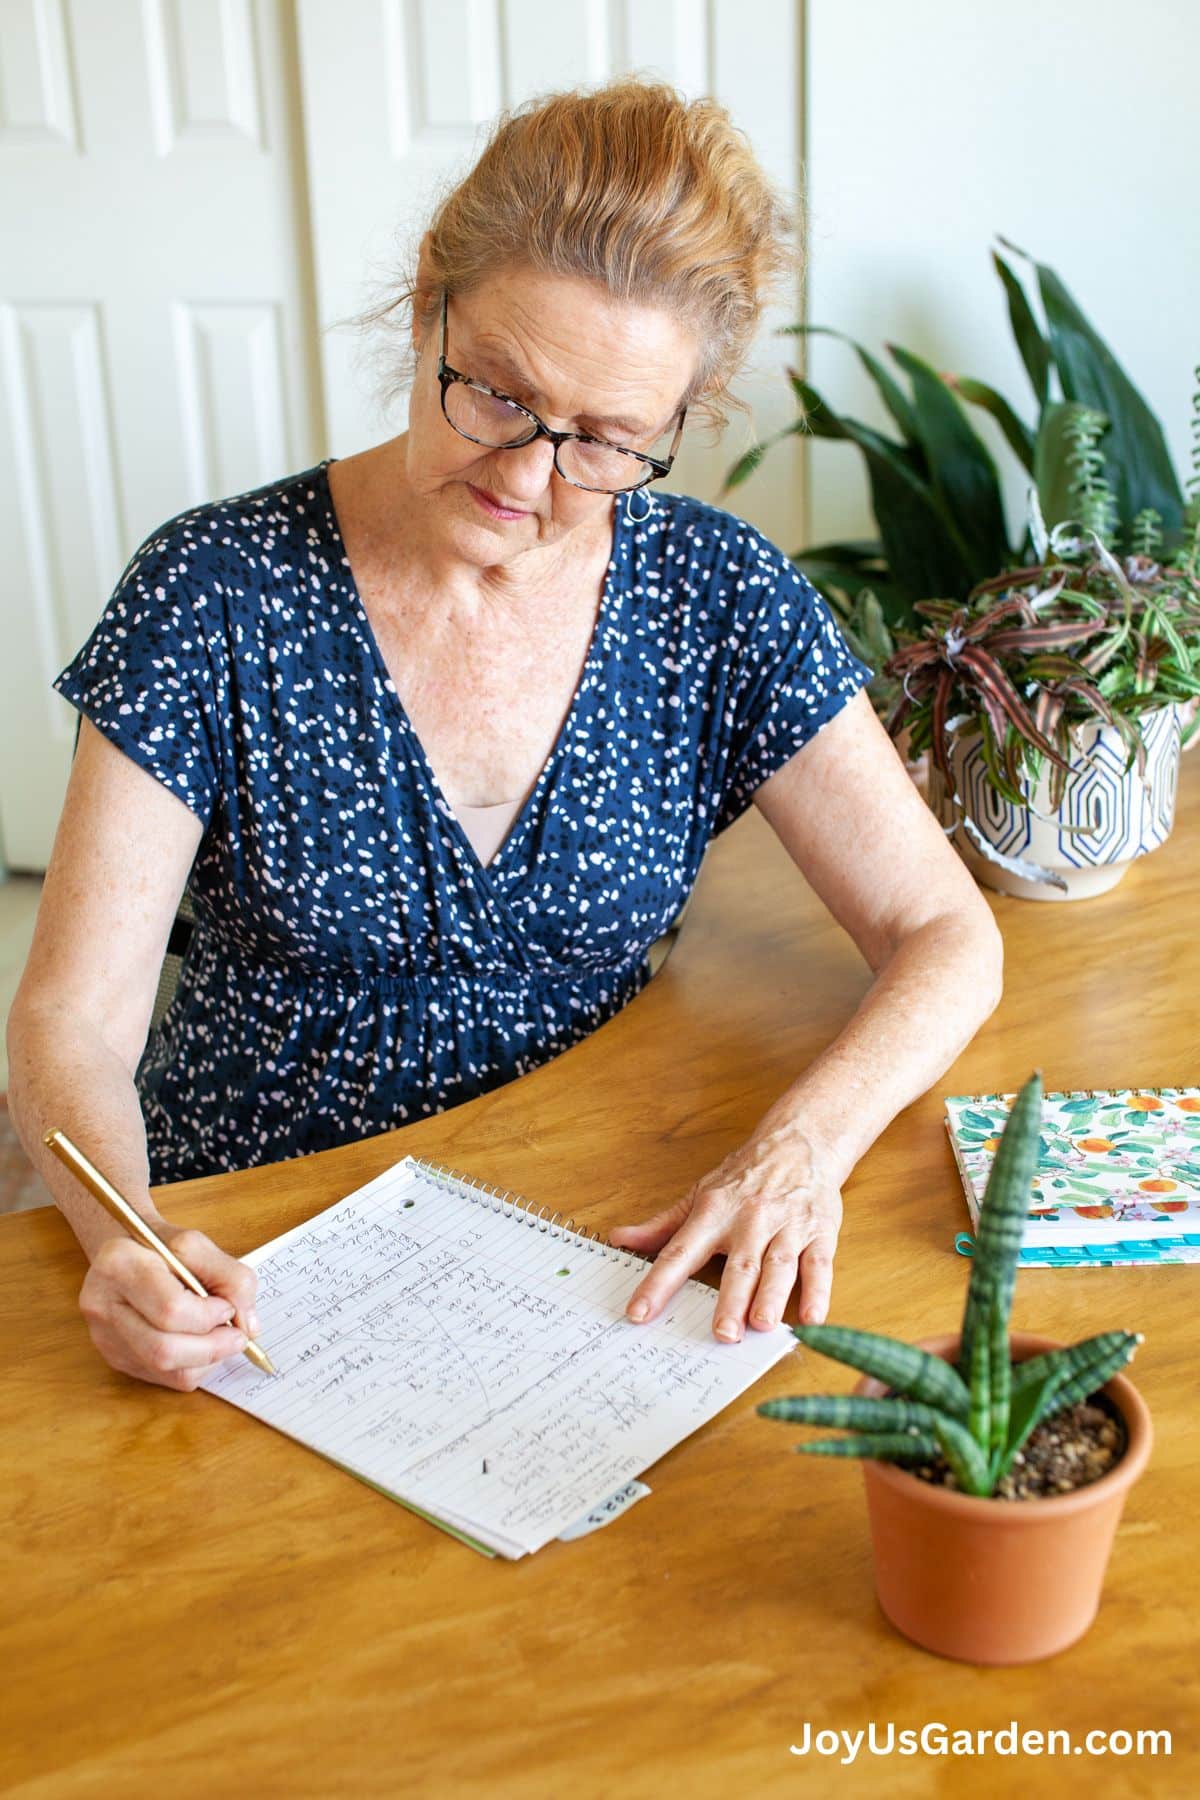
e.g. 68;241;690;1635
988;1292;1011;1466
1010;1331;1136;1399
758;1395;945;1434
959;1070;1043;1377
792;1323;970;1420
793;1432;941;1462
967;1308;991;1451
1023;1332;1143;1431
932;1415;994;1496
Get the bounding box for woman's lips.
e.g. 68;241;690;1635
467;483;530;521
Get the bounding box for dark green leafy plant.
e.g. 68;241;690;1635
726;237;1200;678
758;1071;1142;1498
828;583;897;714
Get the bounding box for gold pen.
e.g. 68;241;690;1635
43;1127;277;1377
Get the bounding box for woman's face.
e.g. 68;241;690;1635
405;264;699;566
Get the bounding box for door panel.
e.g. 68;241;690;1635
0;0;323;870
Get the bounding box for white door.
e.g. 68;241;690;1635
296;0;804;546
0;0;323;872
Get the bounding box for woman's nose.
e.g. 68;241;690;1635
488;435;557;500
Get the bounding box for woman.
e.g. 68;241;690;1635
8;81;1002;1388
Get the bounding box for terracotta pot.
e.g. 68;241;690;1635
856;1332;1152;1665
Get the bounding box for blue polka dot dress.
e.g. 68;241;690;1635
54;461;871;1183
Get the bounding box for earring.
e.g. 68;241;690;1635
624;487;654;525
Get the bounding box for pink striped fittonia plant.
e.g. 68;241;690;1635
880;412;1200;819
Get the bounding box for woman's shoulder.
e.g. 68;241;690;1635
118;461;331;590
637;489;823;626
644;489;808;586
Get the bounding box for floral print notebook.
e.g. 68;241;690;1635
944;1087;1200;1267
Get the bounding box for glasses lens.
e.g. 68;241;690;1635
557;438;654;493
444;380;536;447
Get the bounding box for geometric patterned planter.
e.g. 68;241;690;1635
927;704;1183;901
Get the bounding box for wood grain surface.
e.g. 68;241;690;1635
3;761;1197;1799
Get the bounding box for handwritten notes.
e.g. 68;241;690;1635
201;1158;795;1557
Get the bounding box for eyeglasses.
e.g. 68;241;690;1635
435;291;687;495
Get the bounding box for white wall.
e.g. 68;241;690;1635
803;0;1200;556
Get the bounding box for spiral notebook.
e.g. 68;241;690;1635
200;1155;795;1558
945;1085;1200;1267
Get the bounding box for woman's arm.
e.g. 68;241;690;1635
610;689;1003;1337
7;721;257;1386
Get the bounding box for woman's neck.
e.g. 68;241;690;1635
331;435;613;627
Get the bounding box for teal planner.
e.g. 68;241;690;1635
945;1085;1200;1268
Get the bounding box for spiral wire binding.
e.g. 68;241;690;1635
409;1156;649;1268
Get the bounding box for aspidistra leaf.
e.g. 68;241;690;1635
887;343;1013;583
992;246;1051;408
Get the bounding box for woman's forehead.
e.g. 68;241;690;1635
453;272;695;431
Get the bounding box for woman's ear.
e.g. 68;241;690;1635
411;232;439;357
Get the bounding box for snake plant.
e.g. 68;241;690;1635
758;1071;1142;1497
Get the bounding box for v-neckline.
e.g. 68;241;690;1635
317;459;626;882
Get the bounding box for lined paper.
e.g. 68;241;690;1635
200;1158;795;1557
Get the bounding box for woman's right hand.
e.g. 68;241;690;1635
78;1224;259;1390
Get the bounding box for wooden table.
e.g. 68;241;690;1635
4;761;1198;1800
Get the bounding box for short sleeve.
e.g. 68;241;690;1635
710;543;872;838
53;525;225;828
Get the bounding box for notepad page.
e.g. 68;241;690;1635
200;1158;795;1557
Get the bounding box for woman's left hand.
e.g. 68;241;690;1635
608;1121;844;1341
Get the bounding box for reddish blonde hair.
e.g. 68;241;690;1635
352;79;796;431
